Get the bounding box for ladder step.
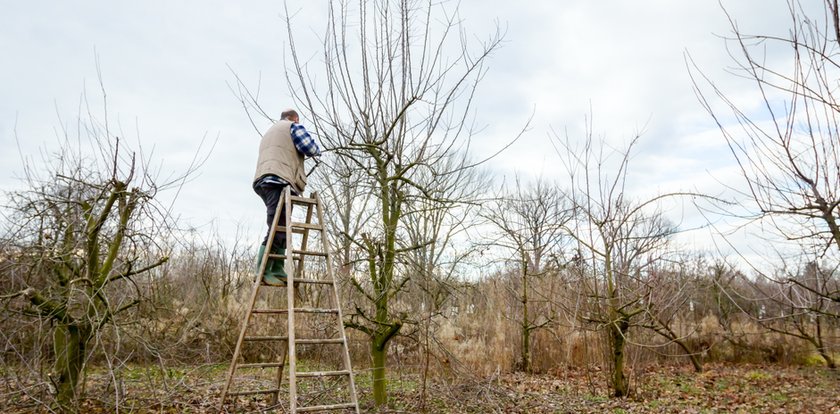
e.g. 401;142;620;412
297;402;358;412
237;362;285;369
292;278;334;285
274;226;307;235
227;388;281;397
296;338;344;344
268;249;328;259
291;222;324;230
256;278;334;286
290;195;317;205
297;370;351;378
243;336;343;344
252;308;339;314
293;249;328;257
275;222;324;233
244;336;288;342
251;309;285;314
292;308;340;314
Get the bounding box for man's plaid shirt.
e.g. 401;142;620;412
291;122;320;158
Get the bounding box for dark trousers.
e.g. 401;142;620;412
254;182;296;249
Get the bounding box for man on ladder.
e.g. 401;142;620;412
252;109;320;285
223;108;359;412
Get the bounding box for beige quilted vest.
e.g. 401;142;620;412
253;120;307;193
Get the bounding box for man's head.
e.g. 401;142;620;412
280;109;300;123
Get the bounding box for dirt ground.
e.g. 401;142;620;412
2;363;838;413
410;364;840;413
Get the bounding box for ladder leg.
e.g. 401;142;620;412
270;343;288;406
314;192;361;413
219;275;260;408
219;186;286;409
285;186;299;413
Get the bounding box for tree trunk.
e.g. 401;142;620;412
371;273;396;407
371;340;388;406
814;317;837;369
816;345;837;369
521;324;531;373
652;319;704;373
520;254;531;372
679;341;704;373
52;323;89;412
610;317;630;397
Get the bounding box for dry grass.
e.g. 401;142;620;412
2;362;837;413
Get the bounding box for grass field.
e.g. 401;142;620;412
2;363;838;413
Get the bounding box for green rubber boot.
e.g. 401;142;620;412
263;246;287;286
255;244;268;273
267;247;288;283
256;244;285;286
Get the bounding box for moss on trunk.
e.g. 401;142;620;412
53;323;89;412
610;317;629;398
371;341;388;406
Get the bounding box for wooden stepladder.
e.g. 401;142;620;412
220;188;359;413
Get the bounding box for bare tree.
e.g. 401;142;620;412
480;177;571;372
279;0;514;406
555;125;686;397
0;85;204;411
689;0;840;368
639;257;707;373
398;152;490;410
755;259;839;368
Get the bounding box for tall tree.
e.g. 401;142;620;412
280;0;510;406
555;126;680;397
481;177;571;372
690;0;840;367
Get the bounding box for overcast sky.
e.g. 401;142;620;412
0;1;806;267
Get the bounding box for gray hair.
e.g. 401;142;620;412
280;109;298;120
